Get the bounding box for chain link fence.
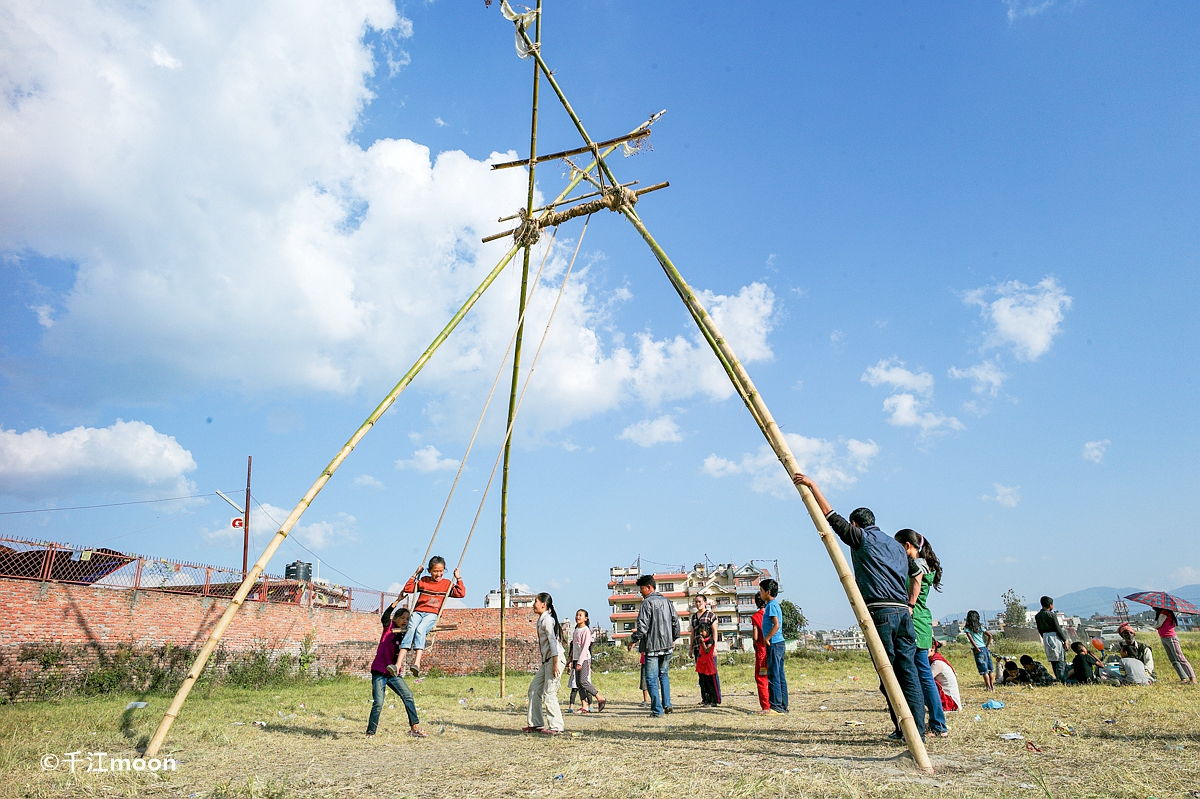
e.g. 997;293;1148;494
0;535;399;614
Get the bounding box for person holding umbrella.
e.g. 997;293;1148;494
1125;592;1197;684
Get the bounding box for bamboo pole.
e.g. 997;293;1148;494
621;207;934;774
504;22;932;773
490;130;649;170
143;240;524;758
499;0;542;701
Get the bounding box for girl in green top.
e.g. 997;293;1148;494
896;529;949;737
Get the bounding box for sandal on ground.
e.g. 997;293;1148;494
408;728;428;738
521;726;543;733
597;698;606;712
539;728;562;735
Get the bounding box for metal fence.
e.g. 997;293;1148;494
0;535;400;615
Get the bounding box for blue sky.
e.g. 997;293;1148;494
2;0;1197;628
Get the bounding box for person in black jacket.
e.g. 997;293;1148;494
1069;641;1100;683
1034;596;1070;683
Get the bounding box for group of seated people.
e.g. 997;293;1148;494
998;623;1155;687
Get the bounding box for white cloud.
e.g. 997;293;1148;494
30;305;55;327
1082;440;1110;464
703;434;878;498
619;415;683;447
948;359;1008;396
0;420;196;500
882;394;963;433
981;483;1020;508
206;501;356;551
150;43;181;70
0;1;776;442
292;511;358;549
354;474;384;488
1169;566;1200;588
395;445;458;473
510;582;531;593
964;277;1072;362
862;359;934;397
1004;0;1056;23
862;359;960;436
434;116;447;127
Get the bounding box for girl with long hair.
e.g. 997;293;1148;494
895;528;948;736
569;609;606;713
964;609;995;691
524;592;567;734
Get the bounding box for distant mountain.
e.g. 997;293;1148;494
938;584;1200;625
1052;586;1142;618
938;609;1002;625
1166;584;1200;605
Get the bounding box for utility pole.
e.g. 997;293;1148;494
243;456;252;577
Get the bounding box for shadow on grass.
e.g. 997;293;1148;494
259;723;343;739
448;719;904;752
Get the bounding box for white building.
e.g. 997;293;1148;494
484;587;536;609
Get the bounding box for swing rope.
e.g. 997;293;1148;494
402;228;561;610
425;215;590;630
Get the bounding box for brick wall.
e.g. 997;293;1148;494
0;578;542;698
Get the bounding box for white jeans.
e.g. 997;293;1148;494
527;655;565;731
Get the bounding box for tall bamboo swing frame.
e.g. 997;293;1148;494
146;3;933;774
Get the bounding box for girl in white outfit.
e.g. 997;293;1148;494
524;592;567;734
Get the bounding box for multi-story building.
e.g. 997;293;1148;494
607;560;777;651
483;587;536;609
817;626;867;651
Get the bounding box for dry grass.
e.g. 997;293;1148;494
1;637;1198;799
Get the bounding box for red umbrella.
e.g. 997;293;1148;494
1124;591;1200;616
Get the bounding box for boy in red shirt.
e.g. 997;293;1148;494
389;556;465;677
751;594;770;712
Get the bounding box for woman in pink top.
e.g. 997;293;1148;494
570;609;606;712
1154;607;1196;683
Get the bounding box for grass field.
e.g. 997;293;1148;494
1;638;1198;799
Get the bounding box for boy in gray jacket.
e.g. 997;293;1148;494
627;575;680;717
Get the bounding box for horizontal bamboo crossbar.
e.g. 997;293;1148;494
497;181;639;222
481;182;669;243
490;130;649;170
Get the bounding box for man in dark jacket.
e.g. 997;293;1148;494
628;574;680;717
793;472;925;742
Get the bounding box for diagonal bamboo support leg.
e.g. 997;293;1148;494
143;241;524;757
621;207;935;773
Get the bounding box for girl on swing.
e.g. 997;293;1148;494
388;556;465;678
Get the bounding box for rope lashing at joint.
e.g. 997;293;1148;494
482;182;664;245
514;208;542;248
536;185;637;229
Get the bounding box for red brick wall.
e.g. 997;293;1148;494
0;578;542;698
